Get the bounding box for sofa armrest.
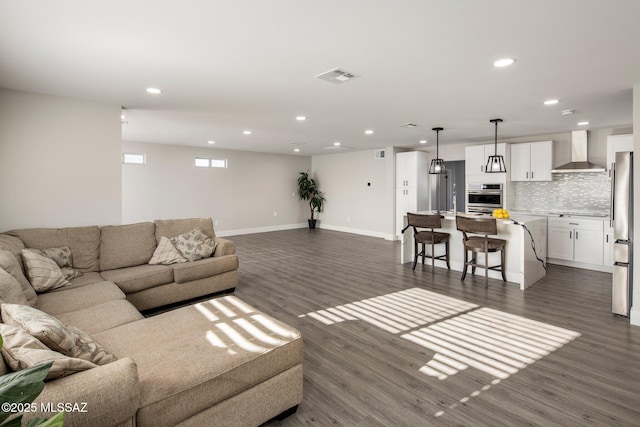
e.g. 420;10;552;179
213;237;236;256
24;357;139;427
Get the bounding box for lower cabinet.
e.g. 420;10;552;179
547;217;604;266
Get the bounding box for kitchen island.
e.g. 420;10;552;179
400;212;547;290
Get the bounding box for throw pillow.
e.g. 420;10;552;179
0;323;97;380
20;249;70;292
0;249;37;306
170;228;218;261
0;268;29;305
60;267;83;280
149;236;188;265
1;303;116;365
41;246;73;268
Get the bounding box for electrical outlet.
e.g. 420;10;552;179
273;211;278;217
347;216;350;222
214;220;219;226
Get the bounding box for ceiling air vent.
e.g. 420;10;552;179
315;68;360;84
399;123;419;128
323;145;351;150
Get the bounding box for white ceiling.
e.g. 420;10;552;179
1;0;639;156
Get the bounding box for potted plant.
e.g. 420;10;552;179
297;171;325;229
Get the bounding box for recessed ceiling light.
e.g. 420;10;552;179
120;114;127;120
419;140;427;144
243;130;252;135
578;121;590;126
208;140;215;144
494;58;515;68
365;130;374;135
333;141;341;146
294;148;300;152
296;116;306;121
544;99;560;105
146;87;162;94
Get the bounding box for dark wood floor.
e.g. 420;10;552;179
229;228;640;427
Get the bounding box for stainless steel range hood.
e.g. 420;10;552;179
551;130;605;173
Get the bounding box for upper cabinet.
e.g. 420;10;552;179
396;151;429;188
509;141;553;182
606;134;633;177
465;143;507;183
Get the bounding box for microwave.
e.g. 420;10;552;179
467;183;503;214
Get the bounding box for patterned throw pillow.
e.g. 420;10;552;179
41;247;83;280
1;303;116;365
149;236;188;265
41;247;73;268
170;228;218;261
0;323;97;380
20;249;70;292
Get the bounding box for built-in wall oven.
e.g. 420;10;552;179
467;183;503;214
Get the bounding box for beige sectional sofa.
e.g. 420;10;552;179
0;218;303;427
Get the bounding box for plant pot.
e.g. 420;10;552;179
308;219;317;229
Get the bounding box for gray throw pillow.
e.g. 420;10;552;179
20;249;71;292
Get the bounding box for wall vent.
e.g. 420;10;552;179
315;68;360;84
375;149;385;159
399;123;418;128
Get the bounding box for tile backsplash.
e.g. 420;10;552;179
508;172;610;215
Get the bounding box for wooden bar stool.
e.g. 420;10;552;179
404;213;450;270
455;216;506;286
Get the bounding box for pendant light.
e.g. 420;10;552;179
486;118;507;173
428;127;446;174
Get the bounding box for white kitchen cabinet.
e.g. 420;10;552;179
465;143;507;183
606;134;633;177
547;217;604;265
509;141;553;182
395;151;429;236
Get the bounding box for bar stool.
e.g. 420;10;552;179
404;213;450;270
455;216;507;286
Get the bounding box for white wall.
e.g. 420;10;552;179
632;83;640;327
122;141;311;235
312;148;394;239
0;89;122;230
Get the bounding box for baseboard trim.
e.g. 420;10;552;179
217;223;307;237
317;223;394;240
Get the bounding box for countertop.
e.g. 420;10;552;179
509;210;610;221
418;211;545;225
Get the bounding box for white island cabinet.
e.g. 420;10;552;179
400;213;547;290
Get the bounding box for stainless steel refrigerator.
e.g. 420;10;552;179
612;151;633;316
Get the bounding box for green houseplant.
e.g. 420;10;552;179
297;171;325;229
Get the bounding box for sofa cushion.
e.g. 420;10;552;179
7;226;101;272
36;281;125;316
172;255;239;284
148;236;187;265
0;268;28;305
56;300;144;335
170;228;217;262
100;222;157;271
93;296;303;427
0;234;26;269
21;249;70;292
100;265;173;294
1;304;116;365
0;250;37;306
154;218;215;242
0;323;97;380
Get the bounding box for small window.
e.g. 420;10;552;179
195;158;210;168
195;157;227;168
210;159;227;168
123;153;145;165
